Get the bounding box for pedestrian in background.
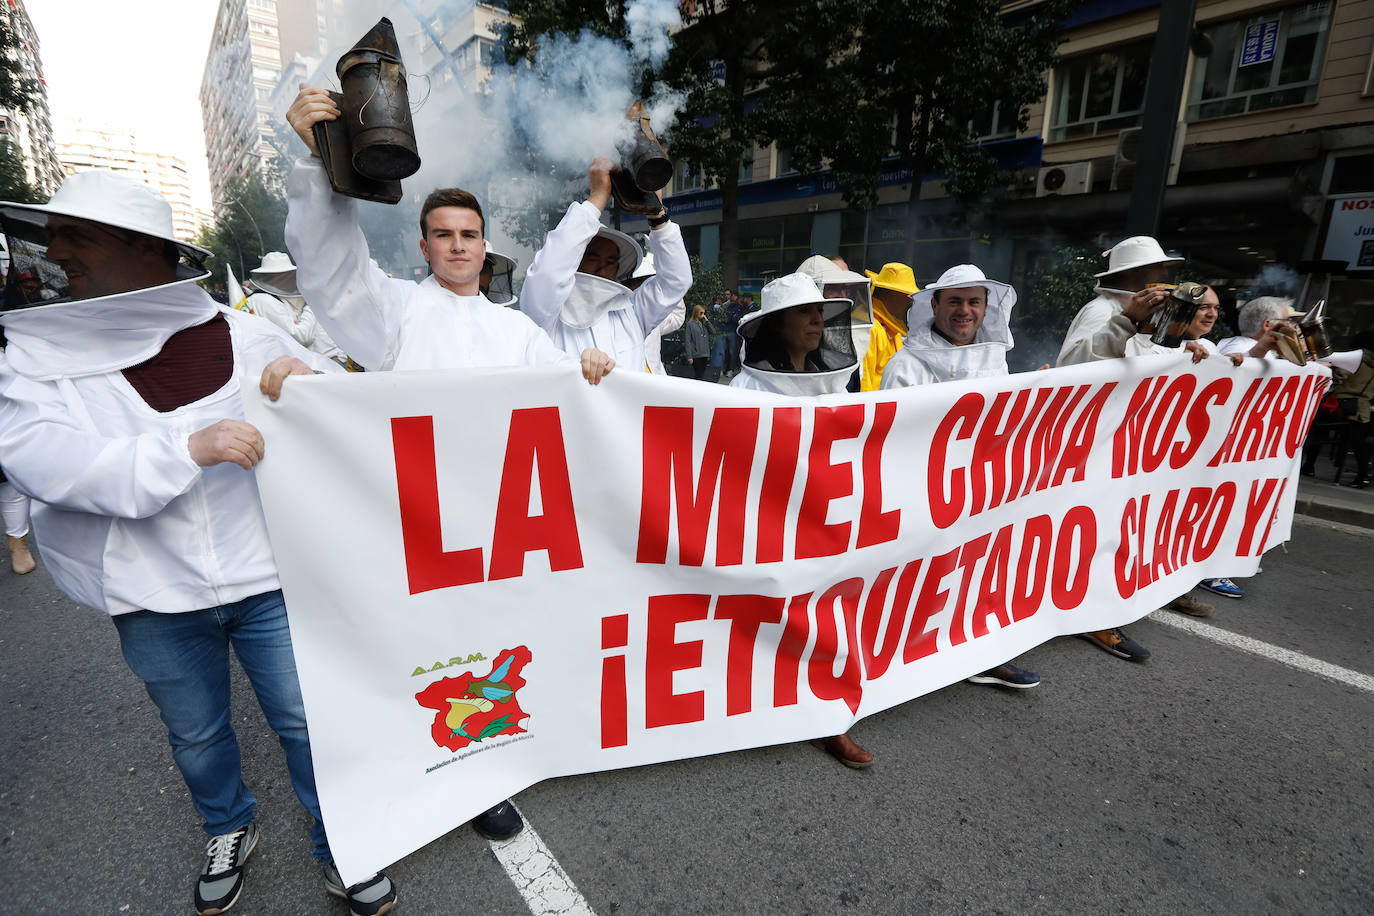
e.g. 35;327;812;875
683;304;712;380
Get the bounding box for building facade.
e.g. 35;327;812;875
200;0;285;204
55;121;208;242
0;0;65;196
646;0;1374;341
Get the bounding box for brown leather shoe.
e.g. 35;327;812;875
8;535;34;575
818;732;873;769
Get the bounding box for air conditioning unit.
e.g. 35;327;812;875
1036;162;1093;197
1111;123;1187;191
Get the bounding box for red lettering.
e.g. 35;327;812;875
392;415;485;594
807;578;865;714
856;402;901;548
757;407;802;563
644;594;709;729
714;594;785;716
1115;498;1137;598
929;393;983;528
1143;376;1196;472
773;593;812;708
1112;376;1167;477
860;564;912;680
1237;477;1280;556
971;524;1014;638
1012;514;1054;620
637;406;759;567
600;614;629;749
1172;379;1231;467
948;533;991;647
796;405;865;558
488;407;583;580
1052;506;1095;609
904;547;960;662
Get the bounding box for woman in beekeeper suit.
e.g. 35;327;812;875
730;272;874;769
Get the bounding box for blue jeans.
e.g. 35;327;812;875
113;590;330;863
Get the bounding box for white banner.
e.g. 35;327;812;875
243;355;1325;883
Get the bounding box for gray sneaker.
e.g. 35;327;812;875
324;863;397;916
194;822;258;915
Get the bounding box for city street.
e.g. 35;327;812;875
2;512;1370;916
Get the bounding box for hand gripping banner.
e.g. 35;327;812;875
242;355;1325;882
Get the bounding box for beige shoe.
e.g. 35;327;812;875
1166;593;1213;617
8;535;35;575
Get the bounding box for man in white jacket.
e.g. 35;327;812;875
245;250;347;364
1058;236;1209;366
0;171;396;915
880;264;1040;689
284;87;614;845
283;88;614;383
519;156;692;370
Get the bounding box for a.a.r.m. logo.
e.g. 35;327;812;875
414;646;531;751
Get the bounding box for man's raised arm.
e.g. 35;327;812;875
284;86;409;370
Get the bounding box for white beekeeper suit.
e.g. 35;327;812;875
519;199;692;370
0;173;341;615
1057;237;1184;366
633;253;686;375
797;254;874;386
285;158;571;372
881;264;1015;388
245;250;345;362
730;273;856;397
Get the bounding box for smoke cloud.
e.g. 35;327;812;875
285;0;685;275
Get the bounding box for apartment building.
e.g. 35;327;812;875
0;0;65;196
651;0;1374;329
200;0;284;204
55;121;208;242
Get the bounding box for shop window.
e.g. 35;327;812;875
1187;2;1334;121
1049;39;1152;141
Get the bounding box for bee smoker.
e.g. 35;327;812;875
609;100;674;215
1149;281;1208;348
1299;299;1333;360
312;18;420;204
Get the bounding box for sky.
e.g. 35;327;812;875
28;0;221;211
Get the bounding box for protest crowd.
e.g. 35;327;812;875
0;74;1369;916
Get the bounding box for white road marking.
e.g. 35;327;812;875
1150;610;1374;693
488;804;596;916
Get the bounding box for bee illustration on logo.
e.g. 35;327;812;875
415;646;531;751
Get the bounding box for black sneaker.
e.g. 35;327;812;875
323;863;397;916
967;663;1041;688
194;822;258;915
1079;628;1151;662
472;799;524;841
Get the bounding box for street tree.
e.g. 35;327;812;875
500;0;808;289
762;0;1076;265
193;168;288;285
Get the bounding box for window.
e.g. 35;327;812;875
674;159;703;193
775;146;798;177
1050;40;1152;141
739;148;755;185
1187;2;1334;121
971;100;1020;142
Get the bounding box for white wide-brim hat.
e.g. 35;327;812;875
584;226;643;283
631;250;656;280
1094;236;1183;278
0;170;209;280
797;253;869;288
737;272;851;339
910;264;1016;313
483;248;516;276
249;251;298;296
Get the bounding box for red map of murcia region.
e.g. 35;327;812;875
415;646;532;752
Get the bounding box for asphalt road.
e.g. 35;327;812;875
2;515;1370;915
